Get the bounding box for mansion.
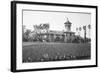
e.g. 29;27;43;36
29;18;75;42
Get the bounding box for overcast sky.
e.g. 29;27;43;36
23;10;91;38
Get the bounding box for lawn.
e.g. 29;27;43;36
22;42;91;63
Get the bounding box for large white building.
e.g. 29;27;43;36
30;18;75;42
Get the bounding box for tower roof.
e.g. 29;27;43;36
64;18;72;24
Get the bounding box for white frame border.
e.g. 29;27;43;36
16;3;96;70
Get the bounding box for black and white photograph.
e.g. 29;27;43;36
22;10;91;63
11;1;97;72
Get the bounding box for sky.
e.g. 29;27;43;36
23;10;91;38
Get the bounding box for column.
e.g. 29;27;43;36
49;34;52;42
64;33;67;42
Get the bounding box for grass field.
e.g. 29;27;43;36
22;42;91;63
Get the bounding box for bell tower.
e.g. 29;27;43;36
64;18;72;31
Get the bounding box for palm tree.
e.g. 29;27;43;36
76;28;78;31
88;24;91;39
83;25;86;41
79;27;82;36
76;28;78;35
88;24;91;29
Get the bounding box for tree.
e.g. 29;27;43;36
24;29;31;41
88;24;91;39
88;24;91;29
76;27;78;35
43;23;49;30
83;25;86;42
79;27;82;36
42;23;50;42
22;25;26;41
33;23;49;33
33;23;50;42
79;27;82;31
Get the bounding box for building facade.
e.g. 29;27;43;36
31;18;75;42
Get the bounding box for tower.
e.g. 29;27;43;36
64;18;72;31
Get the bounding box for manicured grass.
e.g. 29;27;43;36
22;42;91;63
